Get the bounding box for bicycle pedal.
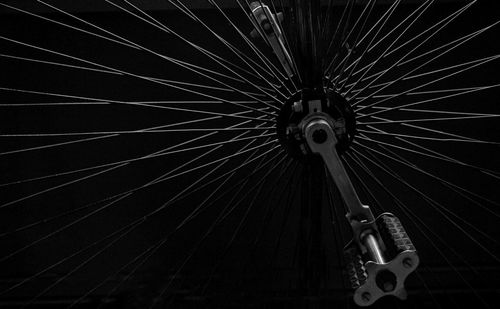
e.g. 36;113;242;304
344;213;419;307
376;213;416;257
344;246;368;290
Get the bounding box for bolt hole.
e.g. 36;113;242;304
312;129;327;144
375;270;397;292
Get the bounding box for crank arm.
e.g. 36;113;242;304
302;115;419;306
303;117;374;223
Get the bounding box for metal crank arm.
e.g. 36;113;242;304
302;113;419;307
304;118;374;224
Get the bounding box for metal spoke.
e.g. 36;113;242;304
325;0;370;75
336;0;402;90
338;0;437;85
239;160;302;290
358;128;499;144
0;127;276;209
0;52;270;97
360;114;500;125
0;122;242;187
0;163;129;211
352;143;500;261
85;148;284;306
368;127;500;181
358;112;498;146
344;0;475;92
0;135;119;156
0;2;139;50
332;0;379;88
354;136;500;179
0;3;244;84
0;109;270;157
384;0;476;58
1;27;280;113
343;0;435;95
0;99;268;107
1;129;276;137
354;54;500;92
347;148;492;307
361;138;500;216
155;153;287;301
0;85;276;118
104;0;284;102
355;56;500;114
1;219;145;299
323;0;355;75
0;113;270;188
0;134;279;265
351;15;498;104
160;0;294;97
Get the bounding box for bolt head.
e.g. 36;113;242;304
292;101;303;113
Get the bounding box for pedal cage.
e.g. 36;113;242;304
344;213;419;306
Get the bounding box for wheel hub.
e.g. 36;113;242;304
276;88;356;160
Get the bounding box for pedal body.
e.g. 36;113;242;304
345;213;419;306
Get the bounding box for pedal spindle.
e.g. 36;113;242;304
344;213;419;307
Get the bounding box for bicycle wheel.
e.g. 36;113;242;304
0;0;499;308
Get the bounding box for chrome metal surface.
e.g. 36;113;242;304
303;117;374;222
363;233;386;264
